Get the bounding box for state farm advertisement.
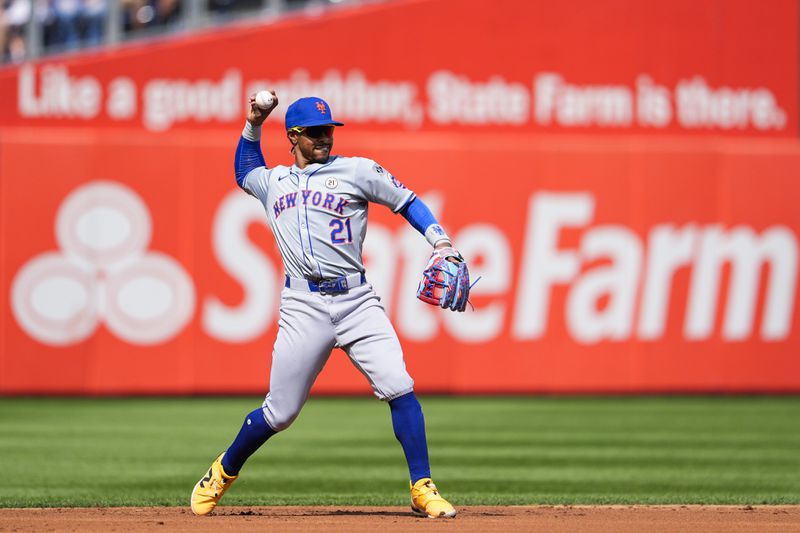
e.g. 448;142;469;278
0;0;797;136
1;0;799;394
1;129;799;394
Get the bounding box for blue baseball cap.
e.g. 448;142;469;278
285;97;344;130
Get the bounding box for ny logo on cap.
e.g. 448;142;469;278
316;101;327;114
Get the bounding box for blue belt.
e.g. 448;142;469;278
284;273;366;294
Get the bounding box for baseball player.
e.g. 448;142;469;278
190;91;470;518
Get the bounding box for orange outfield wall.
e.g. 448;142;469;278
0;0;798;394
0;0;796;137
2;129;799;394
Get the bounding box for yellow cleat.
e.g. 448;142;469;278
190;452;238;516
410;478;457;518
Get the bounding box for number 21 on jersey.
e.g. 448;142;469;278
329;217;352;244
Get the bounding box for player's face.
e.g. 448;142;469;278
292;126;335;166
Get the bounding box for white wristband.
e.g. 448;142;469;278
242;121;261;141
425;224;451;248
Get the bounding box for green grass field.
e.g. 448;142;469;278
0;396;798;507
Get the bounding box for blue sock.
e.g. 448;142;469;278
221;407;276;476
389;392;431;484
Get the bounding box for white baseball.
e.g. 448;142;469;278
255;91;274;109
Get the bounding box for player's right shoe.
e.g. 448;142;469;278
410;478;457;518
190;452;238;516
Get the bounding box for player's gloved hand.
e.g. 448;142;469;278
416;247;470;312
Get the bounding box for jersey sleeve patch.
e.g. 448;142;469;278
389;174;407;189
354;158;415;211
371;162;407;189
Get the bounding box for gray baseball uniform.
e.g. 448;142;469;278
190;97;459;519
241;156;416;430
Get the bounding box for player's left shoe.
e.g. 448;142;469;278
190;452;238;516
410;478;457;518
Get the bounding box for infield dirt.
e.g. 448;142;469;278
1;505;798;532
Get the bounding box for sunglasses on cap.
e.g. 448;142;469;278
290;125;335;139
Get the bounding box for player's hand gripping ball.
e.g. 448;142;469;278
255;90;275;109
416;247;470;312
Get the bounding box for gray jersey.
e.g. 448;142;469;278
242;156;414;279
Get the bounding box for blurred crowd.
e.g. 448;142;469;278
1;0;331;63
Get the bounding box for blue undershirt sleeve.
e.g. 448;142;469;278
399;197;438;235
234;136;267;189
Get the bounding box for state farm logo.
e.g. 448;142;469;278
11;181;195;346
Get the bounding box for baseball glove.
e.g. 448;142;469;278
416;247;470;312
